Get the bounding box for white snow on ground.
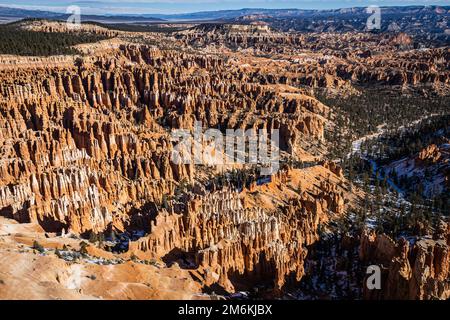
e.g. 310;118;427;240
66;265;83;290
347;113;442;159
348;114;448;199
347;124;386;158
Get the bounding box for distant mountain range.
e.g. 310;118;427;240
151;6;450;21
0;5;448;24
0;6;165;23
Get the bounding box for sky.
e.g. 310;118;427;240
0;0;447;15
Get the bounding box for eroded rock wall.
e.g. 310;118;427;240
130;168;347;293
0;44;327;235
360;225;450;300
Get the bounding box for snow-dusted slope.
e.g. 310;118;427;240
385;143;450;198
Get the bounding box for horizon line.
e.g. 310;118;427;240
0;3;448;17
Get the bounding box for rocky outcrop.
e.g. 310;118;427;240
417;144;443;165
130;167;348;293
0;44;328;235
176;26;449;93
17;20;118;37
0;217;204;300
